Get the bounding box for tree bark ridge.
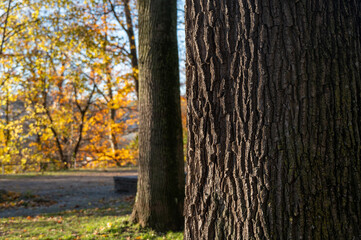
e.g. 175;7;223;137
185;0;361;239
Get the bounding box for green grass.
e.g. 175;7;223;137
1;169;182;239
0;204;183;240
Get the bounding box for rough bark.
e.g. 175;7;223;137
131;0;184;231
184;1;361;239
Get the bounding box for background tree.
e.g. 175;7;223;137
0;0;138;172
108;0;139;96
0;0;12;56
131;0;184;231
184;0;361;239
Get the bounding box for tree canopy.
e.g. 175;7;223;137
0;0;140;172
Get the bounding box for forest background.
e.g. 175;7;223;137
0;0;186;173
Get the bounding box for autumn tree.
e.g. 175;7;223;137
184;1;361;239
0;0;28;172
131;0;184;231
85;0;138;165
0;0;138;172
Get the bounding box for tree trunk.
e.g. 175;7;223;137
0;0;12;56
131;0;184;232
184;1;361;239
123;0;139;96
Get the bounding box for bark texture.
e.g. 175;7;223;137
184;1;361;239
131;0;185;231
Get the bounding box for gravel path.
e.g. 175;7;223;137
0;170;137;218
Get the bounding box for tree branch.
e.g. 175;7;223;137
0;0;12;56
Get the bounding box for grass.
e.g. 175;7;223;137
1;169;182;239
0;204;183;240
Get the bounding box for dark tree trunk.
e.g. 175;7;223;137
131;0;184;232
184;1;361;239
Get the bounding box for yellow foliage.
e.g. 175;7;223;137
0;0;139;172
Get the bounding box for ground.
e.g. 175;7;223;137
0;169;183;239
0;170;137;218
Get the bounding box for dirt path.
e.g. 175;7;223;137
0;170;137;218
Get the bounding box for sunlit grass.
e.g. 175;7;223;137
0;205;183;240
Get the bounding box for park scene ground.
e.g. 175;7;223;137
1;0;361;238
0;169;182;239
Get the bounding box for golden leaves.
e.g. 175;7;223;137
0;0;139;172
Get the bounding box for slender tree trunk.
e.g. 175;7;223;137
42;81;68;169
109;107;119;159
123;0;139;96
4;90;10;149
102;6;120;156
106;73;120;156
72;85;95;167
184;1;361;239
0;0;12;56
72;112;85;166
131;0;184;231
108;0;139;96
2;90;10;173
